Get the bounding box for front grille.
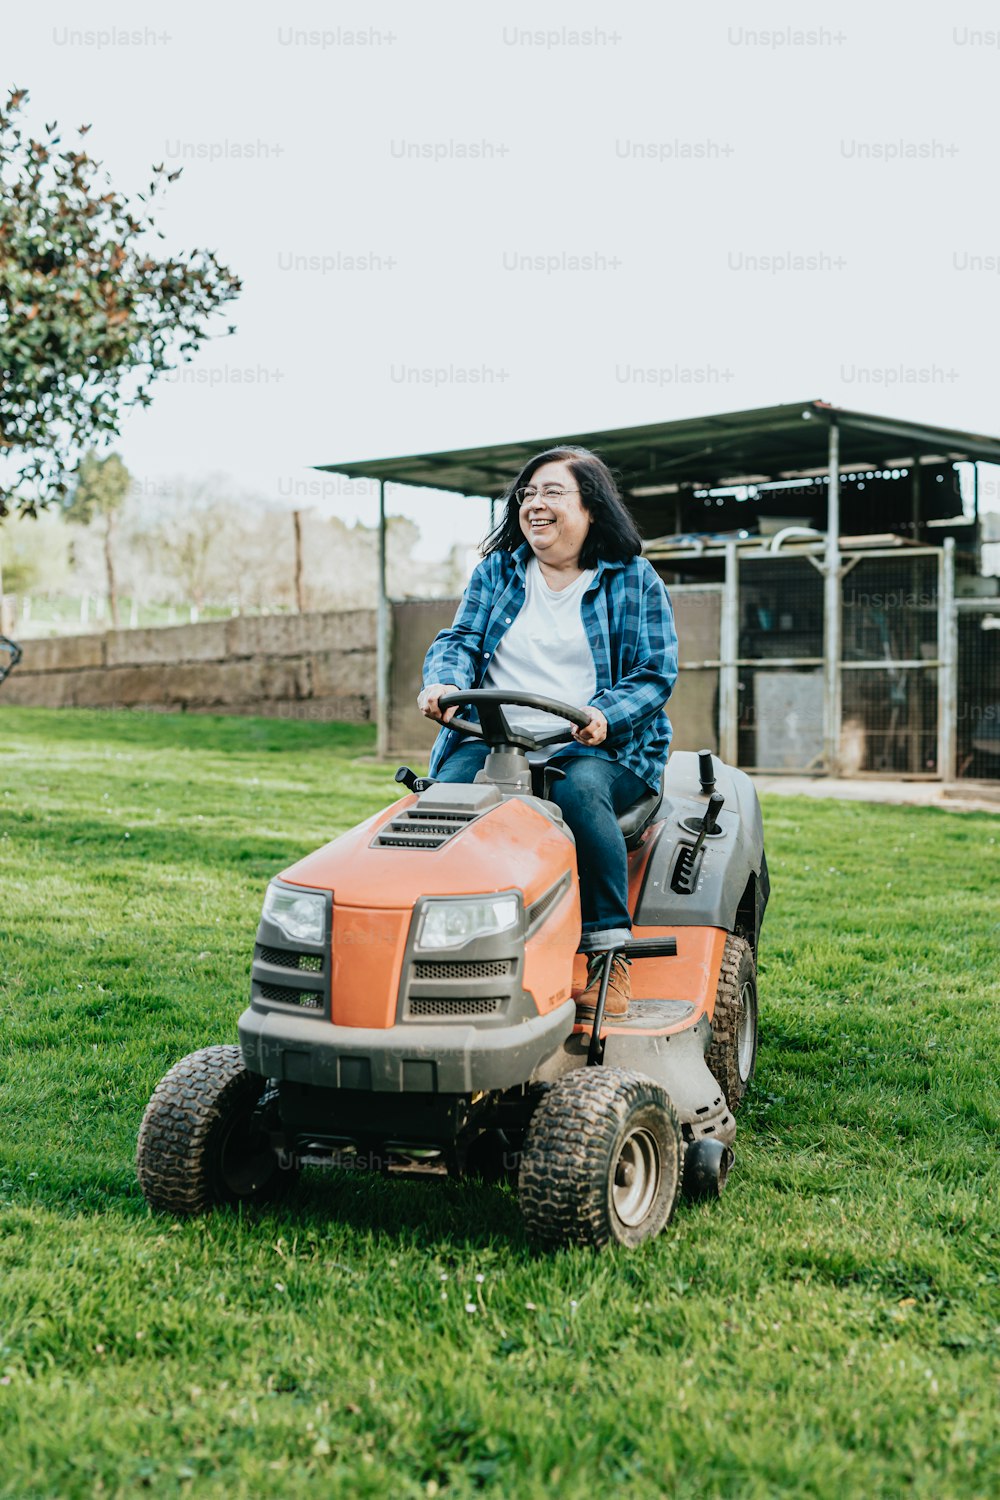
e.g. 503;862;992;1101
258;946;323;973
258;982;323;1010
412;958;514;982
408;996;503;1018
373;809;474;851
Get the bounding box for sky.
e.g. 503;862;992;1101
8;2;1000;563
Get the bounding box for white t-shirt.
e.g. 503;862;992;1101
482;557;597;734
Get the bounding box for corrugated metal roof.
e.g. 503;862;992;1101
315;399;1000;498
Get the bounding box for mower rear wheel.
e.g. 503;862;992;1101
706;935;758;1111
518;1067;682;1249
136;1045;295;1216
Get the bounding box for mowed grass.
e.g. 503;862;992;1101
0;706;997;1500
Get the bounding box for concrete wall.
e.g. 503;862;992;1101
2;610;376;721
388;598;459;757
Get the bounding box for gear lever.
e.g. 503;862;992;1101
673;793;725;893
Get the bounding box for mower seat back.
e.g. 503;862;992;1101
524;752;663;848
617;777;663;850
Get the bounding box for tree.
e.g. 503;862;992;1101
65;450;130;626
0;87;240;518
143;476;235;614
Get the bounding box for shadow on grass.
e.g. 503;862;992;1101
7;1155;530;1252
293;1166;529;1249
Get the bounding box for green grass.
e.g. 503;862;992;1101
0;706;997;1500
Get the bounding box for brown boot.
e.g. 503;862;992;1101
575;951;631;1023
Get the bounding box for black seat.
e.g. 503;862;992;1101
616;779;663;850
526;754;664;848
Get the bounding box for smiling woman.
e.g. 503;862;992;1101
417;446;679;1021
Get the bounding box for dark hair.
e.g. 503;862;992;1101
482;445;643;569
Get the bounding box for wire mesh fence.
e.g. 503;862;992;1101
735;555;824;770
840;553;941;776
659;546;960;777
955;604;1000;780
385;541;997;781
668;586;721;754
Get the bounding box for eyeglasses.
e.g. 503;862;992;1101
514;485;580;506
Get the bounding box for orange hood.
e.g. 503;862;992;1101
279;794;575;909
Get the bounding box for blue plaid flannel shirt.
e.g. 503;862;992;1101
423;543;678;792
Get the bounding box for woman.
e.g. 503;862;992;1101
418;445;678;1020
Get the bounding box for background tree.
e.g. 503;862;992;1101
0;86;241;518
141;476;234;616
65;450;130;626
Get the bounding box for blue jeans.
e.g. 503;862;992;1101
431;740;649;952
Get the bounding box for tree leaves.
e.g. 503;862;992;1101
0;86;242;518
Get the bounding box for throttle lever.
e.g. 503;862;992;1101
395;766;434;793
672;792;725;895
703;791;725;835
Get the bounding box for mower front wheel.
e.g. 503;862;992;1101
518;1067;682;1249
706;935;758;1111
136;1045;296;1216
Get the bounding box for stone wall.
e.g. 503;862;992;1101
1;610;376;721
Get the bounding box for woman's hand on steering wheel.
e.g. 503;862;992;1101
572;706;608;747
418;683;462;724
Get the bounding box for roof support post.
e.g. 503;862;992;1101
823;421;842;775
911;458;922;543
937;536;957;783
376;479;389;758
719;539;739;765
972;460;979;523
972;462;981;572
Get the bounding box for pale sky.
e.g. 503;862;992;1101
9;2;1000;562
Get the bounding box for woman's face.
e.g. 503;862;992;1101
517;459;593;567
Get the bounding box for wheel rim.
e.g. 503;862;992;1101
612;1128;661;1227
737;980;757;1081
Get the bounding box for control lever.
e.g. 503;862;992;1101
672;793;725;894
542;764;566;802
698;748;716;795
703;790;725;834
395;766;435;793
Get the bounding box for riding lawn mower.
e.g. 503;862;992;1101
137;690;769;1249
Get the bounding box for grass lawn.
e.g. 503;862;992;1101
0;706;997;1500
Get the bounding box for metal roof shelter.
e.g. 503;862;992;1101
318;397;1000;500
316;400;1000;763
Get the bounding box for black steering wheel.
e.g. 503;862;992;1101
437;689;591;752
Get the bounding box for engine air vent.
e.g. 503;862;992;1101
372;809;475;851
258;946;323;973
526;873;571;933
408;996;503;1019
412;958;513;982
258;982;323;1010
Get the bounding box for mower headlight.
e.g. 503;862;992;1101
418;895;519;951
263;884;326;945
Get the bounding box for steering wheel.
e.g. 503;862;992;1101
437;689;591;751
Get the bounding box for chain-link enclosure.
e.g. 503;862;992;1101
736;555;824;771
664;585;720;755
840;553;941;775
389;542;998;785
955;604;1000;780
